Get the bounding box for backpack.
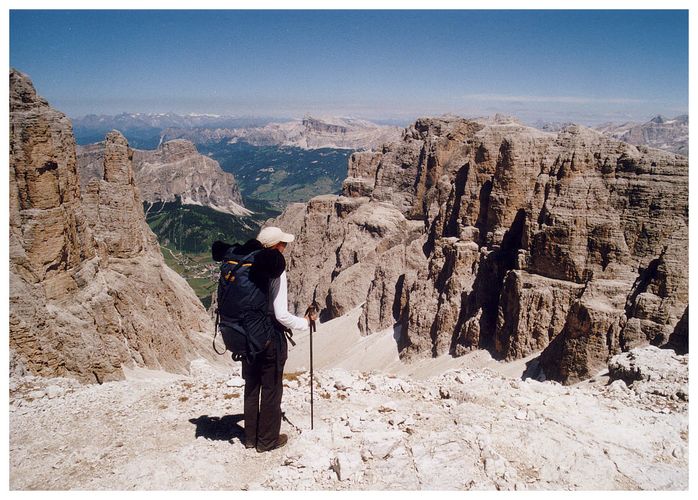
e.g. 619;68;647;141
213;249;273;362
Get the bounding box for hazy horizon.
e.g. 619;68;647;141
51;107;688;130
10;10;688;126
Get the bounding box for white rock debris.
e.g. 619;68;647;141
9;346;687;490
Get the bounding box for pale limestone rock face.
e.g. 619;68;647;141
78;138;247;216
9;70;218;383
283;195;414;321
269;202;307;239
275;115;688;384
326;261;376;317
538;280;629;383
284;195;350;315
494;271;582;360
10;69;95;286
81;131;155;259
343;151;383;197
608;345;688;401
358;238;425;336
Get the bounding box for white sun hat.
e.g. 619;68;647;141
257;226;295;248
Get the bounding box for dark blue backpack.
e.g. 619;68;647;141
213;249;274;362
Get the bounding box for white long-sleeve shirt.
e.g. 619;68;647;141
269;271;309;331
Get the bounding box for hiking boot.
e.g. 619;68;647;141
256;433;288;453
244;439;256;449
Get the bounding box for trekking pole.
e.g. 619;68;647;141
305;303;319;430
310;318;314;430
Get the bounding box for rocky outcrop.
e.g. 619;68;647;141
9;69;218;383
78;139;248;216
80;131;155;258
608;345;688;402
276;116;688;384
269;202;306;238
282;195;421;322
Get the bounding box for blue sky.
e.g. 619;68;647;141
9;9;688;124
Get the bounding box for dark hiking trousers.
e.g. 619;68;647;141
241;334;288;450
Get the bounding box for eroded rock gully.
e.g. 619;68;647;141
277;116;688;384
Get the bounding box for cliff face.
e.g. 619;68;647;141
9;69;217;383
78;138;247;216
277;116;688;384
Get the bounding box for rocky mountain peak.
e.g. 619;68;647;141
10;69;93;286
10;70;220;383
103;130;134;184
132;139;248;216
156;138;199;161
302;116;349;134
276;114;687;384
78;137;248;216
10;68;49;109
9;343;688;489
81;130;152;259
409;116;484;140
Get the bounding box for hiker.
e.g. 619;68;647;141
212;227;316;453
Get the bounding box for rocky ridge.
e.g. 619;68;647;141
9;69;220;383
276;117;688;384
162;116;403;150
9;345;688;490
78;139;248;216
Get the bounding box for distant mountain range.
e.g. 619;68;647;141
72;113;403;151
162;116;403;150
594;115;688;157
73;111;277;130
72;113;280;149
74;111;688;156
535;115;688;156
